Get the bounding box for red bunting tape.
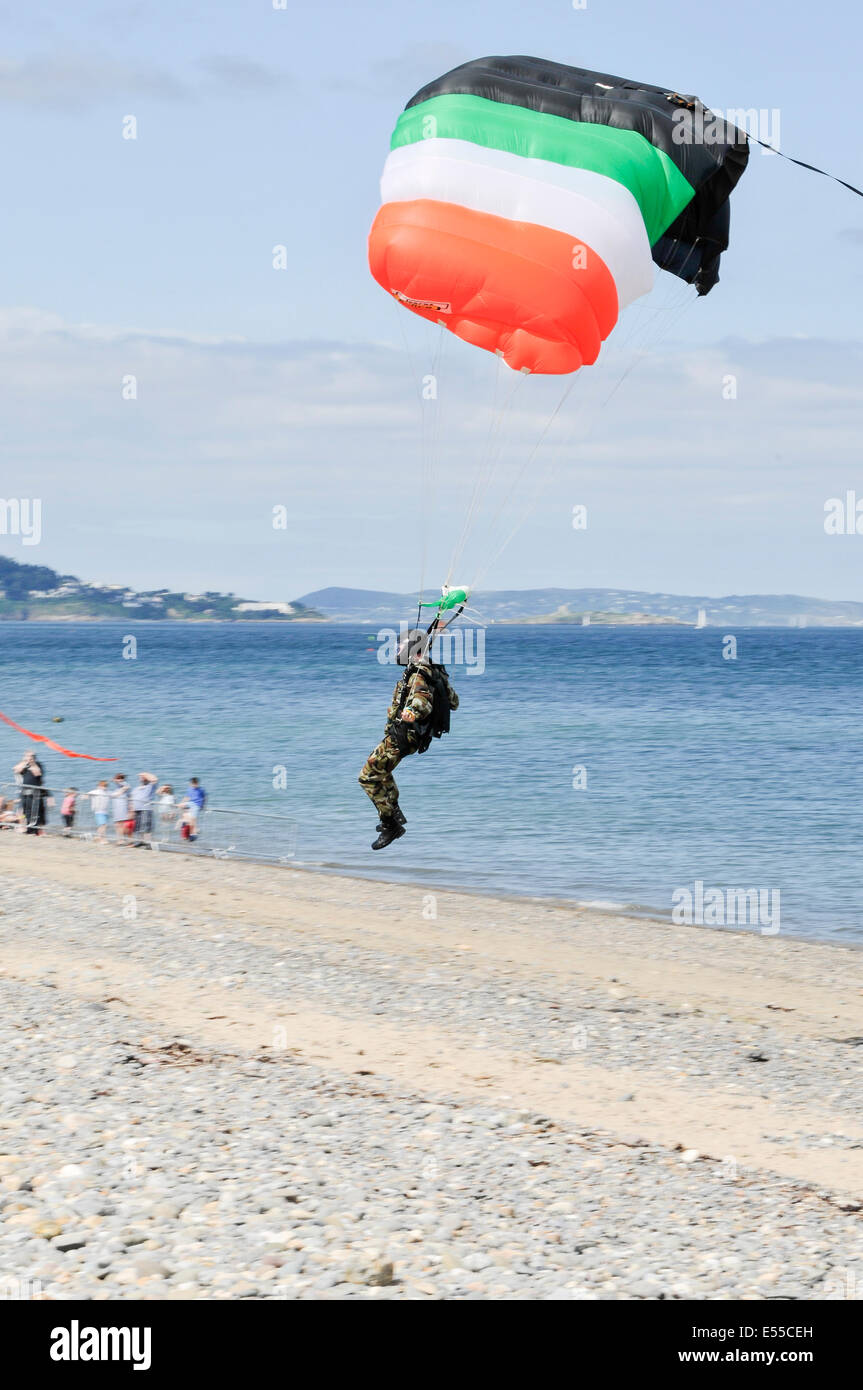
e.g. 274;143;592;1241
0;710;117;761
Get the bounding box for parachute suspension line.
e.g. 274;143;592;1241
458;349;509;557
427;318;448;478
414;595;424;649
445;355;510;587
591;282;699;421
447;349;505;581
470;373;578;583
604;234;699;366
480;349;505;478
749;137;863;199
612;234;705;370
586;257;702;430
418;321;448;602
470;373;579;593
469;268;691;593
599;245;690;364
471;271;702;592
591;223;703;412
571;238;700;426
392;299;433;608
446;364;527;586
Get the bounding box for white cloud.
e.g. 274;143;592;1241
1;305;861;596
0;55;188;108
0;52;290;109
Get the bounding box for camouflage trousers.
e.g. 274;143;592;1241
358;728;419;818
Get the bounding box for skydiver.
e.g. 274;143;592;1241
359;627;459;850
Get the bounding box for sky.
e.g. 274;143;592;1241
1;0;862;601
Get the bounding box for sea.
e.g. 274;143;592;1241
1;621;862;945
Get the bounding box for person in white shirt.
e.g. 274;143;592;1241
87;780;112;842
157;785;176;828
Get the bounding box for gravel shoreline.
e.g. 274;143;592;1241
1;838;861;1300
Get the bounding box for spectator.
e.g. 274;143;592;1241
60;788;78;834
110;774;133;844
131;772;158;847
176;801;197;842
185;777;207;837
14;750;46;834
157;784;176;829
88;780;111;842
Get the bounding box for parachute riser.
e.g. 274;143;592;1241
418;583;469;654
426;603;466;641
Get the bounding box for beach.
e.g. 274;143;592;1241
1;835;861;1300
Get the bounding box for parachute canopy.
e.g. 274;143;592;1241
369;56;749;374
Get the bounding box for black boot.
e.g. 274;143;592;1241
376;804;407;833
371;816;406;850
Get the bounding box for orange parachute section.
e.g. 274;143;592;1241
0;711;117;761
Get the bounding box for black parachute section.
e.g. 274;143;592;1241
407;55;749;294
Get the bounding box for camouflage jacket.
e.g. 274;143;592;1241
387;662;459;727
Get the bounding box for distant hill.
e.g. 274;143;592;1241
0;556;322;621
296;588;416;623
296;586;863;627
4;558;861;625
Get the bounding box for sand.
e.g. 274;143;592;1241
2;835;860;1198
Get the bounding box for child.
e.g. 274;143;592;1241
176;800;197;842
157;784;176;827
88;780;111;842
60;788;78;833
184;777;207;836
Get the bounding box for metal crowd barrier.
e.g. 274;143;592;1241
0;782;297;863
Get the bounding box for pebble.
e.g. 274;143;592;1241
1;868;861;1302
